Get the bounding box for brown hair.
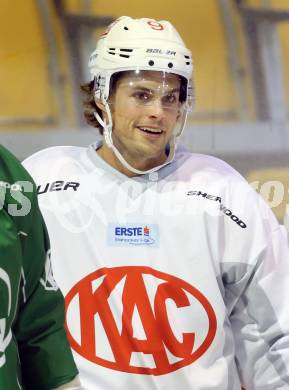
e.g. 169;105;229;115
80;81;104;134
80;74;123;134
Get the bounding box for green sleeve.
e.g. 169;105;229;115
15;202;78;389
0;145;78;389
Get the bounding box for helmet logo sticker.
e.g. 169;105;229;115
65;266;217;375
147;21;164;31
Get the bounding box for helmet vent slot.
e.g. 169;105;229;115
107;48;133;58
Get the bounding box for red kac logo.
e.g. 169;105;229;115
65;266;217;375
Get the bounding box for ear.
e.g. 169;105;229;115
95;98;106;113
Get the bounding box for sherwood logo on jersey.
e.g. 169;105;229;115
187;190;247;229
65;266;217;375
107;223;159;247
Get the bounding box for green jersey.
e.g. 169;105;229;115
0;145;78;389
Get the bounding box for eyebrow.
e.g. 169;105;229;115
130;86;180;93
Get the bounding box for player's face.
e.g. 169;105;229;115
99;71;182;173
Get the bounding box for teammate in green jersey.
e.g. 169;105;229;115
0;145;80;389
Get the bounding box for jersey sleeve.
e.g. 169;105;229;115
52;376;82;389
12;171;79;389
225;188;289;388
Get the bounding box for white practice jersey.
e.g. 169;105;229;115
23;142;289;390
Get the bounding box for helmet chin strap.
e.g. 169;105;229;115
94;97;188;176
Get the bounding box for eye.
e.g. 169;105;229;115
132;91;152;102
162;93;178;105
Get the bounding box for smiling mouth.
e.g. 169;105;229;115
137;126;164;135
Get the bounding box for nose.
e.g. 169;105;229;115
146;98;165;118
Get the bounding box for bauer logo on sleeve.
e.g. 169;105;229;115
107;223;159;247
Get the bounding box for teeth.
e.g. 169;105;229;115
139;127;162;133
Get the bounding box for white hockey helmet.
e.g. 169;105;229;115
88;16;194;175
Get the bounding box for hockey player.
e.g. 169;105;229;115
0;145;81;389
24;16;289;389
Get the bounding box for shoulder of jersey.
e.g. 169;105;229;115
23;145;85;172
176;145;245;183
